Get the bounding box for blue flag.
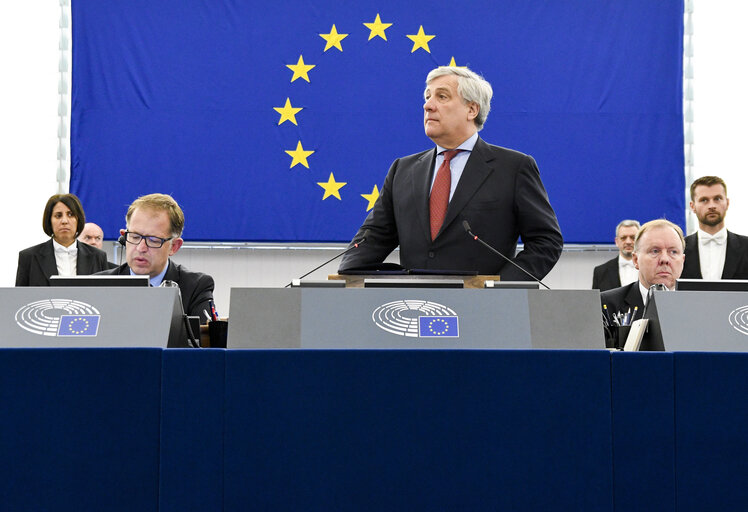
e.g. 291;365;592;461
71;1;683;243
57;315;101;337
419;316;459;338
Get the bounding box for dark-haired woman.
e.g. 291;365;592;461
15;194;109;286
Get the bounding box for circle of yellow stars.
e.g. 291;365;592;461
67;317;91;335
427;318;450;336
274;14;465;210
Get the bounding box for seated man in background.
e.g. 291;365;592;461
98;193;215;321
682;176;748;280
592;219;640;291
78;222;105;250
600;219;685;324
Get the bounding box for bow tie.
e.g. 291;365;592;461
700;233;726;246
620;260;635;269
54;245;77;256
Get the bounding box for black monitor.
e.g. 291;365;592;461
50;275;150;287
675;279;748;292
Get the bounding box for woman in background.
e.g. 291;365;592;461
15;194;109;286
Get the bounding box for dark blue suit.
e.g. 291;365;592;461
339;137;563;279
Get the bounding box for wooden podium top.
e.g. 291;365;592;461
328;274;501;289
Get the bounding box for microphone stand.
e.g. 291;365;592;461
285;230;368;288
462;220;551;290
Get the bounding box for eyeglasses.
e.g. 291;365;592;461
124;231;173;248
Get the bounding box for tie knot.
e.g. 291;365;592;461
441;149;461;163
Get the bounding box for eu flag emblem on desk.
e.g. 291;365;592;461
418;316;459;338
57;315;100;337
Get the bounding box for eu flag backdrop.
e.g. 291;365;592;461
71;0;684;243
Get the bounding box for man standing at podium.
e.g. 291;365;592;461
98;193;215;321
681;176;748;280
600;219;685;322
339;66;563;280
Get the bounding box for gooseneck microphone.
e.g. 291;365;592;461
462;220;551;290
285;229;369;288
161;279;200;348
117;235;126;265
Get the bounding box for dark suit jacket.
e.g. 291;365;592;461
681;231;748;279
16;239;109;286
339;137;563;279
592;256;621;291
600;282;645;323
97;260;215;321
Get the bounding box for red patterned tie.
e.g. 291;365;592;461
429;149;461;240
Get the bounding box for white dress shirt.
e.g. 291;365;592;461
52;239;78;277
618;255;638;286
697;227;727;280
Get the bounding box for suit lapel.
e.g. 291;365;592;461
34;240;58;284
412;148;437;243
684;234;702;278
76;242;93;275
438;138;494;238
163;260;178;283
722;231;740;279
624;283;645;320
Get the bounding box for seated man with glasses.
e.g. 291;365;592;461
97;193;215;322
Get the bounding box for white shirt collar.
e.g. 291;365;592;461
52;238;78;255
618;255;635;268
435;132;479;154
638;280;674;305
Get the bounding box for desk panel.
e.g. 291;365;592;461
0;349;162;512
611;352;675;512
675;352;748;511
224;350;613;511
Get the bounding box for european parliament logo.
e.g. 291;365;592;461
15;299;101;337
372;300;459;338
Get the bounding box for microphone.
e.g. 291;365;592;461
117;235;126;266
161;279;200;348
285;229;369;288
641;283;667;320
462;220;551;290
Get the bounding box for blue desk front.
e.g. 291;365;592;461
1;349;746;512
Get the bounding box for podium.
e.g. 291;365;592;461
1;287;185;347
328;273;501;288
643;290;748;351
228;287;604;349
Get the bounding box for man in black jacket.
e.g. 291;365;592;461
601;219;685;324
97;193;215;320
592;219;640;291
682;176;748;280
339;66;562;280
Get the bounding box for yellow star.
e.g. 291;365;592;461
317;173;347;200
273;98;303;126
286;55;316;83
448;57;468;68
361;184;380;211
406;26;435;53
285;141;314;169
363;14;392;41
319;24;348;52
